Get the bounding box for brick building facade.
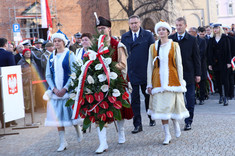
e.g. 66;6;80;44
0;0;110;42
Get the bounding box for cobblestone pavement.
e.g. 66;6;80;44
0;93;235;156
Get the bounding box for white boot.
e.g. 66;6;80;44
117;120;125;144
162;124;171;145
57;131;68;152
172;119;181;138
96;127;108;154
74;125;83;142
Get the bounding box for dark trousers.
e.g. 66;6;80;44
199;79;206;101
228;71;234;98
131;84;150;127
214;71;229;97
185;84;195;125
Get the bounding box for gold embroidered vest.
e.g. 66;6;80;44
151;42;181;88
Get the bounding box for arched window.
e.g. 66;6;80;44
216;4;219;16
228;2;233;15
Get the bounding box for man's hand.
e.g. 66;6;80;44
227;64;232;68
195;76;201;83
208;65;212;70
147;87;152;95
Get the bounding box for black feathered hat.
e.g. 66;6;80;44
96;16;111;27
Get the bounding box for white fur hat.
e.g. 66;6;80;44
51;32;68;46
154;20;172;36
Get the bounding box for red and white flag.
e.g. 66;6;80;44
41;0;52;28
47;27;52;40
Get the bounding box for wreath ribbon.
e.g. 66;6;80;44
72;35;110;119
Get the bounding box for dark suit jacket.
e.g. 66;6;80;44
0;48;16;67
197;36;207;80
169;32;201;85
0;48;15;121
121;27;155;85
14;53;22;64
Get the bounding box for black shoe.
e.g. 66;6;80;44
5;122;10;128
199;100;204;105
131;126;143;134
223;97;228;106
11;121;17;126
219;96;223;104
184;124;191;131
149;120;156;126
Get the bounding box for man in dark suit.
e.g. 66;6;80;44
169;17;201;131
14;44;24;64
0;38;16;129
121;15;155;134
189;27;207;105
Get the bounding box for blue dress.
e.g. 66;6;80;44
44;48;79;127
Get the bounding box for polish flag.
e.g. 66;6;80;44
47;27;52;40
41;0;52;29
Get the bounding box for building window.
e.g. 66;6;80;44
216;4;219;15
228;3;233;15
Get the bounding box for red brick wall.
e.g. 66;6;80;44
0;0;110;41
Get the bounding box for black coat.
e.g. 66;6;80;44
197;36;207;80
14;53;22;64
0;48;16;67
207;34;231;72
121;27;155;85
169;32;201;85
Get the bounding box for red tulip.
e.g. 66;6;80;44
113;101;122;109
86;94;94;103
108;96;116;103
99;101;109;109
89;116;95;123
106;111;113;118
100;113;106;121
122;92;129;100
94;92;104;102
93;106;99;113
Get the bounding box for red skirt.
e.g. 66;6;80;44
121;99;133;120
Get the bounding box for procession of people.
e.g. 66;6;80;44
1;13;235;154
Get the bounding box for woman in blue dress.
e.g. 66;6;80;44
44;31;82;152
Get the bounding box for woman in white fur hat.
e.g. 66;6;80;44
44;30;83;152
146;20;189;145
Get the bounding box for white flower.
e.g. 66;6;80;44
89;52;97;60
50;58;54;62
71;80;74;86
77;58;83;66
71;72;76;80
104;58;112;65
95;64;103;70
69;93;76;100
110;72;118;80
112;89;121;97
98;74;107;82
85;88;92;94
87;75;95;84
101;85;109;92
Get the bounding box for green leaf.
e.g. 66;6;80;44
82;116;91;131
113;109;122;120
121;100;130;108
65;99;75;107
99;120;105;131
